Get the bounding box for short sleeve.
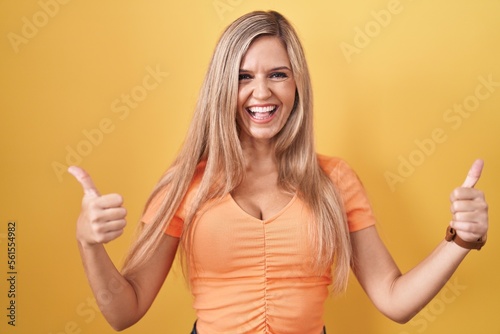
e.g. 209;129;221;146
141;185;184;238
321;157;376;232
140;162;206;238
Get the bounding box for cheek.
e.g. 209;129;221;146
287;90;296;107
237;86;251;109
282;81;297;107
236;89;247;125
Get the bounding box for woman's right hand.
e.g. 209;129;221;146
68;166;178;331
68;166;127;247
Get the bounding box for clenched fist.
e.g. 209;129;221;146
69;166;127;247
449;159;488;245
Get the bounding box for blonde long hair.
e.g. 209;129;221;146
121;10;351;293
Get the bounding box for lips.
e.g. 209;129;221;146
246;105;278;120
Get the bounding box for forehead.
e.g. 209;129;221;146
240;35;291;69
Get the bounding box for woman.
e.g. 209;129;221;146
69;11;488;334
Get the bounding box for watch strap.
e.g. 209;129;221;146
445;226;485;250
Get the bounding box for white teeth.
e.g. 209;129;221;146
246;105;277;120
248;105;276;113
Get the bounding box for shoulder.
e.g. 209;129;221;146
316;154;367;191
317;154;376;231
317;154;355;179
317;154;342;173
146;159;207;214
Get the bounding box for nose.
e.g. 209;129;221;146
252;78;272;100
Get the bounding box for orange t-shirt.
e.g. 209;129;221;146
141;155;376;334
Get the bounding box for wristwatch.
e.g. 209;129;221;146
445;226;486;250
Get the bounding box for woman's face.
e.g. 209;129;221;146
236;35;297;145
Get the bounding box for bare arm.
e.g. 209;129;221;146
351;160;488;323
69;166;179;331
351;227;471;323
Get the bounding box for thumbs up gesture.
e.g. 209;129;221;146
449;160;488;244
68;166;127;247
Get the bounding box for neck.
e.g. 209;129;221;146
240;138;277;172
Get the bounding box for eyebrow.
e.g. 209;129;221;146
239;66;292;72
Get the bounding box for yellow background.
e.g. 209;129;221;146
1;1;499;333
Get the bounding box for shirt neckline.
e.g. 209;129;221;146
226;192;298;223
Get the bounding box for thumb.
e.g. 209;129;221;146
461;159;484;188
68;166;100;197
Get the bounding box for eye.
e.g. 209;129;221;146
238;73;252;81
270;72;288;80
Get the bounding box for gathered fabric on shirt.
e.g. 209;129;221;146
141;155;376;334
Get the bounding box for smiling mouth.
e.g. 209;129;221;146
246;105;278;120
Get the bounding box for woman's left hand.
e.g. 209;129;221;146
449;159;489;244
